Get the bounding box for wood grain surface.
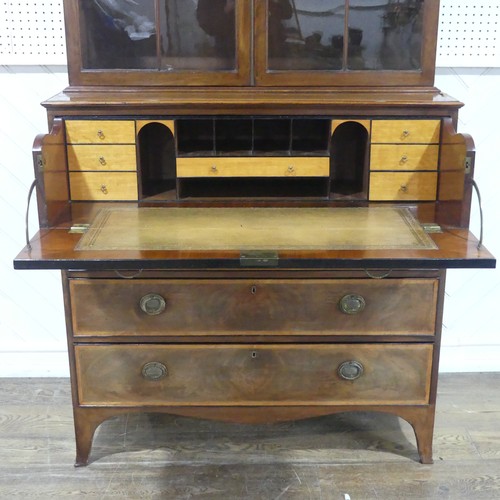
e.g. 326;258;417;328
1;374;499;498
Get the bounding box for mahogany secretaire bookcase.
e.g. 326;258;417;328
14;0;495;466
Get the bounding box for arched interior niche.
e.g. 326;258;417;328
330;122;369;199
138;123;176;199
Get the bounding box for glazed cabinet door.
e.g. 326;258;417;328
64;0;252;86
254;0;439;87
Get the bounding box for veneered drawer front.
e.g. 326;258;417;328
75;344;433;406
176;157;329;178
66;120;136;144
70;279;438;337
69;172;138;201
67;145;137;171
369;172;438;201
370;145;439;171
371;120;440;144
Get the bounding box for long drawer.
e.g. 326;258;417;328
75;343;433;406
69;278;439;337
176;157;329;178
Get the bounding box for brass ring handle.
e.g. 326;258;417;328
339;294;366;315
99;156;107;166
211;165;218;173
338;360;364;381
400;154;408;163
142;362;168;381
97;129;105;140
140;293;166;315
402;130;410;139
287;165;295;174
400;184;409;193
100;184;108;195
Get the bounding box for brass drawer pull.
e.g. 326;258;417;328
338;360;364;381
99;156;107;166
142;362;168;381
140;293;166;315
211;165;218;173
287;165;295;174
97;129;105;140
400;184;409;193
402;130;410;139
100;184;108;195
400;154;408;164
339;294;366;315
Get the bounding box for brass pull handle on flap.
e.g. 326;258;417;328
339;294;366;315
140;293;166;315
338;360;364;381
142;362;168;381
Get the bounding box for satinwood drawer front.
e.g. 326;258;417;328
69;172;138;201
369;172;438;201
176;157;329;178
67;145;137;171
371;120;440;144
69;278;438;337
75;344;433;406
65;120;136;144
370;145;439;171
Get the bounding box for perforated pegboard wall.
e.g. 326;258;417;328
0;0;66;65
0;1;498;67
437;0;500;67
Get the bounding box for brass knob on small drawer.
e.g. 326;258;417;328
402;130;410;139
338;360;364;381
142;362;168;381
99;156;107;166
100;184;108;195
211;165;218;173
97;129;105;140
400;154;409;164
139;293;166;315
339;294;366;315
400;184;409;193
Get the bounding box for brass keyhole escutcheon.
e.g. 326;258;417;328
140;293;166;315
251;285;257;295
100;184;108;195
142;362;168;381
338;360;364;381
339;294;366;315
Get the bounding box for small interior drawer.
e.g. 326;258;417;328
370;144;439;171
75;343;433;406
369;172;438;201
67;145;137;171
69;172;138;201
69;278;439;337
65;120;136;144
371;120;440;144
176;157;330;178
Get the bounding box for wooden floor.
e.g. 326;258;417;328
0;374;499;499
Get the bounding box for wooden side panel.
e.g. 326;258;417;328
369;172;438;201
371;120;441;144
176;157;330;178
75;344;433;406
70;278;438;337
69;172;138;201
33;118;69;228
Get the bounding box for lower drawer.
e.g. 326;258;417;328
369;172;438;201
69;172;138;201
75;344;433;406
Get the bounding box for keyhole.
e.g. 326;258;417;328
251;286;257;295
251;351;257;359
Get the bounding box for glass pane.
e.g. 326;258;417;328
160;0;236;71
268;0;345;71
80;0;157;69
348;0;424;70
